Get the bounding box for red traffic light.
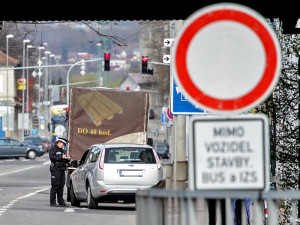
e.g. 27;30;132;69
142;56;148;62
104;53;110;60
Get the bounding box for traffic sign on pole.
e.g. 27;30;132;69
189;114;269;191
173;3;281;114
164;38;174;47
171;79;205;114
163;55;171;64
166;107;173;120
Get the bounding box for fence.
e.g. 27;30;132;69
136;189;300;225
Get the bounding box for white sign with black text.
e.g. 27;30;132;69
189;114;269;191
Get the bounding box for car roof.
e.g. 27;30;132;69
91;143;153;149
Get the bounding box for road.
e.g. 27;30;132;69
0;154;136;225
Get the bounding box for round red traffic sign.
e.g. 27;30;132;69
167;107;173;120
173;3;281;114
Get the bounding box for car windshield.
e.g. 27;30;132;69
153;142;169;153
104;147;156;164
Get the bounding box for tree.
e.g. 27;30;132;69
254;19;300;223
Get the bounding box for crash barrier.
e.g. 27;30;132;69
136;189;300;225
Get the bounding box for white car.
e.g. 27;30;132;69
69;143;166;208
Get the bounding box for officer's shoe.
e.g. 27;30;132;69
58;203;69;207
50;204;58;207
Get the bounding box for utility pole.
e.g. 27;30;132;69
170;20;188;190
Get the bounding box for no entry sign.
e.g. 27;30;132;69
173;3;281;114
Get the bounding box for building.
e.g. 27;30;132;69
119;73;159;111
0;51;20;138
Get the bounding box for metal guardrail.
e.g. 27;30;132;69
136;189;300;225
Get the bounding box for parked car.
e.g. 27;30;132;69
41;136;51;152
153;142;170;159
24;135;45;152
0;138;44;159
69;143;166;208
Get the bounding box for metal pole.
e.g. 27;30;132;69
26;45;36;125
66;58;103;106
6;34;13;138
22;39;30;140
37;46;44;135
44;51;50;131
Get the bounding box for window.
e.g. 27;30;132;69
104;147;155;163
9;139;21;146
85;147;100;164
0;139;6;146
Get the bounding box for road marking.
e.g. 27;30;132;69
43;160;51;165
64;208;75;213
0;166;40;176
0;187;49;216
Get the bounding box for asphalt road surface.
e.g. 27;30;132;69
0;153;136;225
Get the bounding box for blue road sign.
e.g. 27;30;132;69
171;80;206;115
161;110;169;124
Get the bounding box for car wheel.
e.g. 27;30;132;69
70;184;80;206
87;184;98;209
27;150;36;159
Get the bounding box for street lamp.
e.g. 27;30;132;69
66;59;85;106
44;51;51;128
26;45;39;133
6;34;14;138
26;45;34;116
22;39;30;139
66;58;102;106
37;46;45;135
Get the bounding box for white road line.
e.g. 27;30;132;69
17;188;49;200
0;187;50;216
43;160;51;165
0;166;40;176
64;208;75;213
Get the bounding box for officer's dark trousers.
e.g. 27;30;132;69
50;170;66;205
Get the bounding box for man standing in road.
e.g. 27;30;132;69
49;137;70;207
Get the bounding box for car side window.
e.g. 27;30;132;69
91;149;100;163
85;147;100;164
84;151;93;164
10;140;20;146
79;149;90;166
0;139;5;146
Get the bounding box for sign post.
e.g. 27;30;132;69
172;3;281;192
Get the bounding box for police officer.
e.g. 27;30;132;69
49;137;70;207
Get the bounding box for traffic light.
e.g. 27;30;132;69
104;53;110;71
141;56;148;74
64;107;69;121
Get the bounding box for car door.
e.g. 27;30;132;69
0;139;10;157
72;149;91;199
9;139;26;157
